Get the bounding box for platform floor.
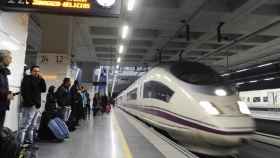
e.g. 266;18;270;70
38;108;187;158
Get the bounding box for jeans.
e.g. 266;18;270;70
19;106;38;144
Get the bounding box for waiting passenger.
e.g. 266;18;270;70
45;86;57;112
20;65;46;145
70;80;83;126
55;78;71;121
0;50;14;135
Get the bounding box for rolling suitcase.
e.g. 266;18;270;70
105;105;111;113
48;117;69;141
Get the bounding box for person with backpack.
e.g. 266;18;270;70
0;50;14;135
45;86;57;112
19;65;46;145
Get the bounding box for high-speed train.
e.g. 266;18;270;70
239;88;280;110
116;61;255;156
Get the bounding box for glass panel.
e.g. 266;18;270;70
143;81;174;102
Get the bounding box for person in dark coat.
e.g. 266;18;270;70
19;65;46;144
55;78;71;121
45;86;57;112
69;80;83;126
0;50;13;136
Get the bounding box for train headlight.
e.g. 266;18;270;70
199;101;220;115
237;101;251;115
215;89;227;96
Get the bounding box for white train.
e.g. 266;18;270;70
239;88;280;110
116;61;255;156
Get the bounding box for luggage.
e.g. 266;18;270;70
48;117;69;141
0;127;19;158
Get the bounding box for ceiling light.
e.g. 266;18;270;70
122;25;129;39
236;68;249;73
221;73;230;77
119;45;124;54
117;57;121;63
115;70;119;74
1;41;19;51
249;80;258;83
236;82;245;86
264;77;275;81
96;0;116;7
257;63;273;68
127;0;135;11
116;65;119;69
214;89;227;96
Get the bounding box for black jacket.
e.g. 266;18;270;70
21;75;46;108
55;85;71;107
45;92;56;111
0;66;10;112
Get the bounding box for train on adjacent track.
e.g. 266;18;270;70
116;61;255;156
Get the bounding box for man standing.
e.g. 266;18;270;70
0;50;14;134
55;77;71;121
20;65;46;144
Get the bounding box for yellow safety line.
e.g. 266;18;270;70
112;110;134;158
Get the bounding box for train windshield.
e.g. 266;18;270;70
170;62;222;85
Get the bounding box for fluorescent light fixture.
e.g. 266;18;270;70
264;77;275;81
117;57;121;63
115;70;119;74
122;25;129;39
215;89;227;96
221;73;230;77
199;101;220;115
119;45;124;54
237;101;251;115
116;65;119;69
1;41;20;51
236;82;245;86
257;63;273;68
96;0;116;7
127;0;135;11
249;80;258;83
236;68;249;73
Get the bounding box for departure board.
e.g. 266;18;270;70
0;0;121;17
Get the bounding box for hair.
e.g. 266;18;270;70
63;77;71;85
31;65;40;71
48;85;56;93
0;50;11;63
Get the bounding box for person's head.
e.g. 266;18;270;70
80;86;84;91
0;50;12;67
62;77;71;87
31;65;40;77
73;80;79;87
48;85;56;94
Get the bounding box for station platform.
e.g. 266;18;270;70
38;108;189;158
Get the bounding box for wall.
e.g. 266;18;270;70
0;11;29;130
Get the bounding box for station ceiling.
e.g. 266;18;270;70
31;0;280;91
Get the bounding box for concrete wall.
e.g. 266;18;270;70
0;12;29;130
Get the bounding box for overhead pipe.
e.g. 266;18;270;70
197;20;280;61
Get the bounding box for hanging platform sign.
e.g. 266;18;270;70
0;0;121;17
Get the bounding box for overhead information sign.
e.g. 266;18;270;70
0;0;121;17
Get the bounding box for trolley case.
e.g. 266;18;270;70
48;117;70;141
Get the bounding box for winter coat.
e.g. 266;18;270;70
45;92;57;111
55;85;71;108
0;66;10;112
21;75;46;108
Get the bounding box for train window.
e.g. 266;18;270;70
253;97;261;103
143;81;174;102
263;97;268;102
127;88;137;100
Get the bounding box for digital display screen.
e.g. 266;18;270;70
0;0;121;17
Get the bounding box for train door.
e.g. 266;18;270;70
276;91;280;110
267;92;274;107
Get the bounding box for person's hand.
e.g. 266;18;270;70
38;73;44;79
7;93;14;100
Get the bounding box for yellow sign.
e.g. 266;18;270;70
31;0;91;9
